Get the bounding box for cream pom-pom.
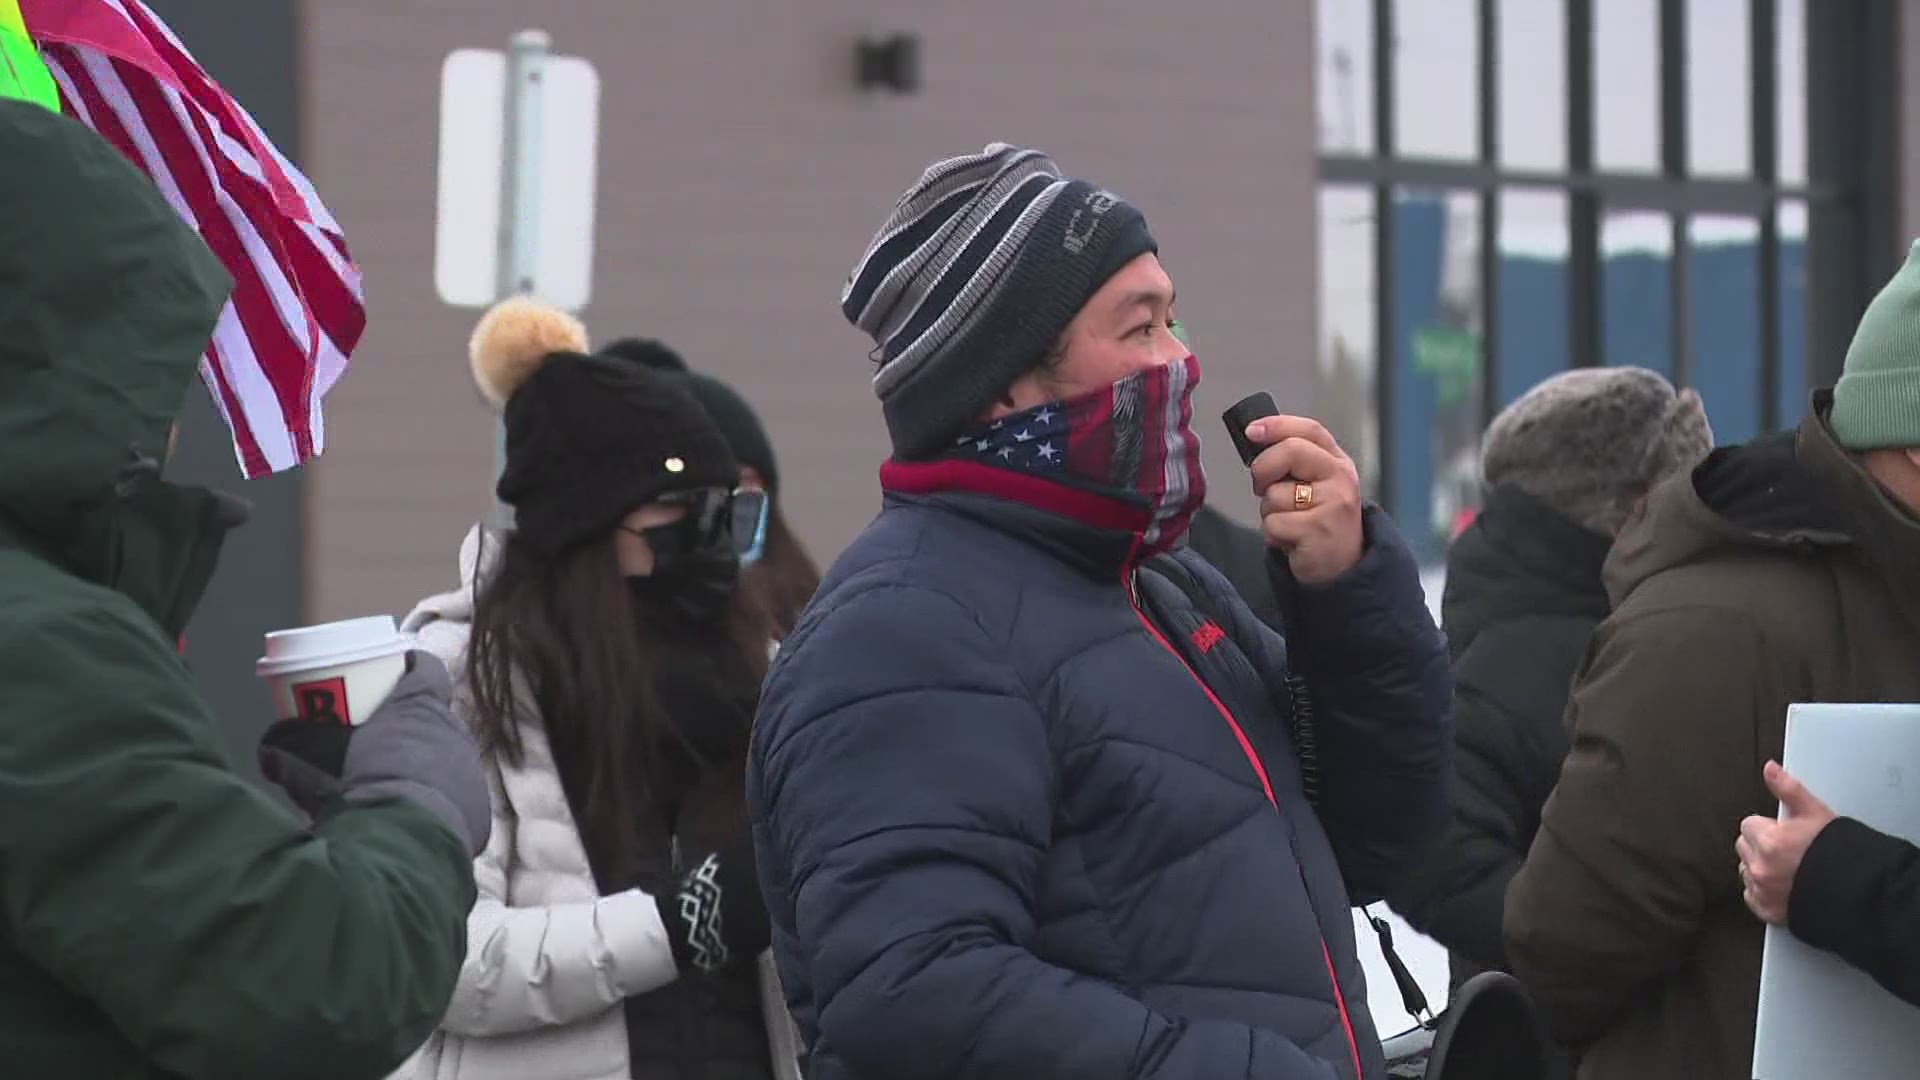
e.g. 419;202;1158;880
468;296;591;408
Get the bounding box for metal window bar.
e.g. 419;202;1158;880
1372;0;1398;512
1318;156;1824;206
1661;0;1692;387
1803;0;1900;392
1659;0;1688;178
1322;0;1891;503
1478;0;1501;426
1566;0;1600;367
1752;0;1782;432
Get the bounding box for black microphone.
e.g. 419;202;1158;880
1222;392;1279;467
1225;392;1326;810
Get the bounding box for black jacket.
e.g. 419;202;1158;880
1185;504;1285;629
569;688;773;1080
622;775;772;1080
751;458;1452;1080
1383;484;1612;987
1791;798;1920;1007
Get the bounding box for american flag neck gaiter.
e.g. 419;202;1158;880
946;354;1207;553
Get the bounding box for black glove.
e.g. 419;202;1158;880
259;651;492;858
656;831;772;975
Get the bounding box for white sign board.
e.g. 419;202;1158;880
1754;702;1920;1080
434;47;600;311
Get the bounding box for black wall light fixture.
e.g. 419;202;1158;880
856;33;920;94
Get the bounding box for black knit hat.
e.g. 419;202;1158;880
598;338;780;497
469;298;739;556
842;143;1158;459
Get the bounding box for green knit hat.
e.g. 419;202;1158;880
1833;240;1920;449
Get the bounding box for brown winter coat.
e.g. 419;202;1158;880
1503;397;1920;1080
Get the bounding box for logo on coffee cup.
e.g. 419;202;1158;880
294;676;352;726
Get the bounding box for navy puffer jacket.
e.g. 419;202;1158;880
749;459;1452;1079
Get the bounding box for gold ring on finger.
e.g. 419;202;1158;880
1293;481;1315;511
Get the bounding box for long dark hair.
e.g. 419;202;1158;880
745;501;821;638
467;530;772;887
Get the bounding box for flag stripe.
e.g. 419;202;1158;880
168;86;323;452
281;218;365;363
25;0;364;476
48;48;281;472
199;342;266;474
123;0;310;222
105;50;303;468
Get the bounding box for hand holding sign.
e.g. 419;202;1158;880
1737;760;1840;925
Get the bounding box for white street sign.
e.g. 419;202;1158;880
434;43;600;311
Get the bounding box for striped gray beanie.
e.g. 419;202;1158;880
842;143;1157;458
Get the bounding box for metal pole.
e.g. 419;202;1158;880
493;29;549;528
1567;0;1599;367
1372;0;1397;516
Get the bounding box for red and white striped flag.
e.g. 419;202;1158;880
20;0;364;477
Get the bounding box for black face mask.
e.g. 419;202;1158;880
628;553;738;626
622;486;764;626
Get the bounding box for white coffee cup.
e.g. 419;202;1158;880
257;615;414;727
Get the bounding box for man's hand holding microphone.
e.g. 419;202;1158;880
1225;393;1367;585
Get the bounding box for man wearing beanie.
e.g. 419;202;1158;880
1381;368;1711;1079
749;143;1452;1079
1505;250;1920;1079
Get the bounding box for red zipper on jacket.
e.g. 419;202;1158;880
1123;559;1366;1080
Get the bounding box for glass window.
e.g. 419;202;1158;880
1593;0;1661;171
1498;0;1567;170
1686;0;1753;175
1318;186;1380;493
1317;0;1377;154
1601;211;1674;374
1778;0;1807;184
1496;189;1571;405
1689;216;1763;443
1392;189;1484;561
1393;0;1479;159
1312;0;1835;578
1777;200;1810;423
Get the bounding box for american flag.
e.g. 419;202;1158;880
21;0;364;477
954;404;1072;476
953;366;1165;488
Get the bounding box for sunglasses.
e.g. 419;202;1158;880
641;486;770;564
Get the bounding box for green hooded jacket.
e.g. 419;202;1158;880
0;100;475;1078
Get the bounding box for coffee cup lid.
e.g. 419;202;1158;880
257;615;413;678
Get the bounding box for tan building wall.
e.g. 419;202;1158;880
299;0;1318;621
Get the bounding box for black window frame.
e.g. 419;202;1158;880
1316;0;1902;515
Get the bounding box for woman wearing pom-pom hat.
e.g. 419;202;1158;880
596;338;823;639
397;298;783;1080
